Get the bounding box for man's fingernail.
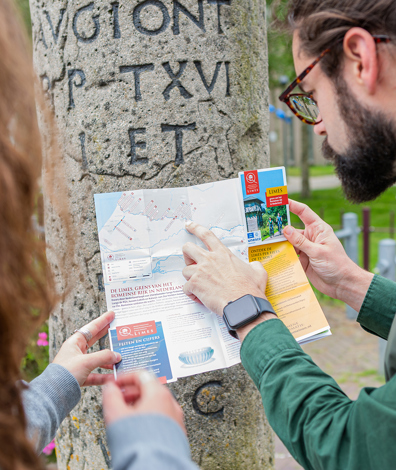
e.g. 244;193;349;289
185;220;193;227
284;226;294;236
114;352;122;362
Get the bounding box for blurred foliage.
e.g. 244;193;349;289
21;323;55;463
21;322;50;383
286;165;335;178
15;0;31;36
267;0;295;89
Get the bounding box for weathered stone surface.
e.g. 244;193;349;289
29;0;273;468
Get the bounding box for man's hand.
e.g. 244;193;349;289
102;371;186;433
182;222;268;315
284;199;373;310
53;310;121;387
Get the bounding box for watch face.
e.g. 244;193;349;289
224;295;259;328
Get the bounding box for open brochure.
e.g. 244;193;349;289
94;167;331;383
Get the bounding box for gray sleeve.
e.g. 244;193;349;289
22;363;81;453
107;414;199;470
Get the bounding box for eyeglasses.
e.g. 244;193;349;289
278;35;391;125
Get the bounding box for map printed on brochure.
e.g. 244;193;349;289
94;167;331;383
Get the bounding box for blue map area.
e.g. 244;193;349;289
94;191;123;232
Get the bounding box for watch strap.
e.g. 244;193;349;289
255;297;276;317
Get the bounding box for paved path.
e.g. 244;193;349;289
275;303;384;470
288;175;340;194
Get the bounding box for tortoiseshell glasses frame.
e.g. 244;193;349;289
278;35;391;125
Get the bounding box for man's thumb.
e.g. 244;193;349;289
283;225;318;257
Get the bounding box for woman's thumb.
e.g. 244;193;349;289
102;381;128;426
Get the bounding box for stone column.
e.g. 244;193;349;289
29;0;273;468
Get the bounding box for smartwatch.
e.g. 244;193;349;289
223;294;277;339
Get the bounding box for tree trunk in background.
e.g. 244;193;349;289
301;122;311;198
29;0;273;468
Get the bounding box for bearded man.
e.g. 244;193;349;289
180;1;396;469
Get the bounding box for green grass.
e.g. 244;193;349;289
336;370;385;386
289;186;396;272
285;165;336;178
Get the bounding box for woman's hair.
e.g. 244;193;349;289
274;0;396;78
0;0;69;468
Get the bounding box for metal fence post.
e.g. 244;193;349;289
343;213;359;265
376;239;396;375
363;207;370;271
335;213;359;319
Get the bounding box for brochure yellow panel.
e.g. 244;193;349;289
249;241;330;342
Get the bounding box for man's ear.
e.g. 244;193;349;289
343;27;379;95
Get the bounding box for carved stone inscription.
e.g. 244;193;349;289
32;0;245;176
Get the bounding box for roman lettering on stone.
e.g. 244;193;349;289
162;61;193;100
207;0;231;34
225;61;231;96
44;9;65;43
67;69;86;109
37;21;48;49
30;0;271;467
133;0;171;36
128;128;148;164
73;3;100;43
161;122;196;165
111;2;121;38
120;64;155;101
194;61;222;94
172;0;205;35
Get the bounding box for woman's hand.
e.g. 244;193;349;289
52;310;121;387
102;371;186;433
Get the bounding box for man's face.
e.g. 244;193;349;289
292;32;396;203
292;32;348;153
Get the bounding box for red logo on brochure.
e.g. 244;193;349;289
244;170;260;195
116;321;157;341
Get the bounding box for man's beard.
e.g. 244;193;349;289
322;77;396;203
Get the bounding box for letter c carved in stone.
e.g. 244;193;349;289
192;381;225;418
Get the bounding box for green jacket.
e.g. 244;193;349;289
240;274;396;470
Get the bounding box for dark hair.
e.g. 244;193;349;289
274;0;396;77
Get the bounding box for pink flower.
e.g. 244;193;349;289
37;332;49;347
42;440;55;455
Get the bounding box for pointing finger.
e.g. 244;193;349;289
185;222;224;251
182;242;207;265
